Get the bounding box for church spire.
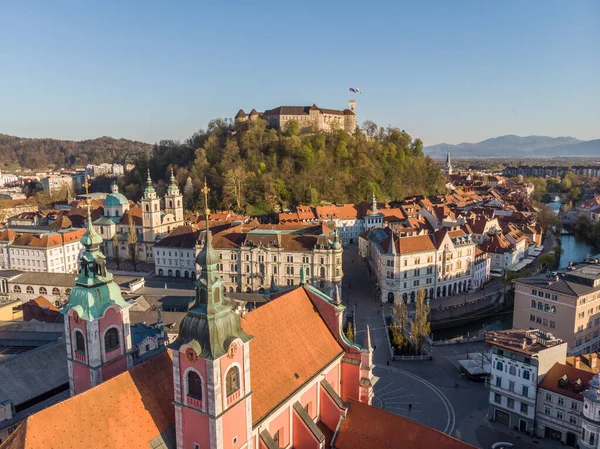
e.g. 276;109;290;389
172;180;252;360
144;168;155;196
62;176;129;321
167;167;179;194
364;325;372;352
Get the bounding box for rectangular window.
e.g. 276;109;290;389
496;376;502;387
558;397;564;406
494;393;501;404
570;415;577;424
523;370;530;381
571;401;579;410
544;406;550;415
545;392;552;402
520;403;528;413
522;385;529;397
496;361;503;371
507;398;514;409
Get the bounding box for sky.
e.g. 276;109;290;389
0;0;598;146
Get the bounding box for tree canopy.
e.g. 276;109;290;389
0;134;152;170
122;118;445;214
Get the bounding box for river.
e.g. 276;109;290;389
547;196;596;268
434;196;595;340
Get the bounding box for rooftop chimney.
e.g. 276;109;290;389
574;357;581;369
592;353;598;369
522;339;527;349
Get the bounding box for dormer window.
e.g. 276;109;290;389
558;374;569;389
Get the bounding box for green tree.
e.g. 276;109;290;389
391;298;409;351
410;287;430;354
537;253;557;272
536;203;559;233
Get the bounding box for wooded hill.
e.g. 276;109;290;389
0;134;152;169
122;118;446;215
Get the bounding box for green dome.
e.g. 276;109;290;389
104;192;129;207
81;227;103;247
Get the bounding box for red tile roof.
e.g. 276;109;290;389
1;351;175;449
538;362;594;401
335;399;476;449
240;286;343;425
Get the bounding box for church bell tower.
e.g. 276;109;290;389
171;180;254;449
62;183;132;396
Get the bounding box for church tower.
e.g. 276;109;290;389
444;150;454;175
171;180;253;449
61;194;132;396
164;168;184;226
141;169;161;242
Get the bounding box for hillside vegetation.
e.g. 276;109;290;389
0;134;152;169
122;118;445;214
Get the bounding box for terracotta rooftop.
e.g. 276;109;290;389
240;285;343;425
538;362;594;401
1;351;175;449
335;398;476;449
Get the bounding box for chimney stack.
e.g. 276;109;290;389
574;356;581;369
592;353;598;369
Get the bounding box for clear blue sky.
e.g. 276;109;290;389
1;0;598;146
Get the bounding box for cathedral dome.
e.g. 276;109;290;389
104;192;129;207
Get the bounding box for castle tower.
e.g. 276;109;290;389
371;191;377;214
141;169;161;242
171;180;253;449
61;196;132;396
164;168;184;226
348;98;356;113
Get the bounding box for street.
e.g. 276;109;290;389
341;244;564;449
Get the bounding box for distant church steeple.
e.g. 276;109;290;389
444;150;454;175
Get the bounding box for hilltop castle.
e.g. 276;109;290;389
235;100;357;133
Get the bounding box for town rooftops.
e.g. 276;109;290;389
485;329;564;356
514;263;600;297
0;228;85;249
538;362;594;401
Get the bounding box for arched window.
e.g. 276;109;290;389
26;286;34;294
320;267;325;277
65;288;71;295
13;285;21;293
226;366;240;397
187;371;203;400
537;302;543;310
145;204;149;212
39;286;47;295
52;287;61;295
104;328;120;352
159;269;163;276
75;330;86;354
168;269;173;276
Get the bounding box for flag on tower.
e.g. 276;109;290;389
349;88;357;93
349;87;363;94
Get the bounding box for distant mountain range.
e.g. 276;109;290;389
424;135;600;158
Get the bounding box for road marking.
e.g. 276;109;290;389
377;365;456;436
376;387;406;397
374;381;395;395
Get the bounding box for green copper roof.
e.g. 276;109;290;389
61;204;129;321
172;212;252;359
104;192;129;207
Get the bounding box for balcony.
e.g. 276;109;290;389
186;395;203;410
226;389;241;406
74;350;86;362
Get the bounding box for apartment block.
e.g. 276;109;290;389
513;264;600;355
